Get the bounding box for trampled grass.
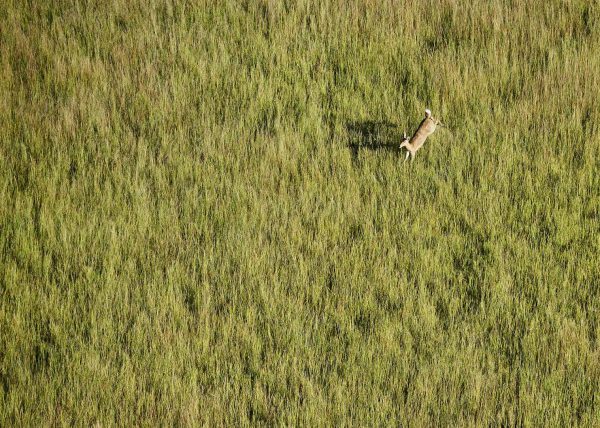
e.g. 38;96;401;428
1;0;599;425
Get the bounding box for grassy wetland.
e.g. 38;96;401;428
1;0;600;425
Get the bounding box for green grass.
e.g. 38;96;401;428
1;0;600;425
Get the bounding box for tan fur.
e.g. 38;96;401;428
400;109;441;161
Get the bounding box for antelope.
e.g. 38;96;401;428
400;108;442;161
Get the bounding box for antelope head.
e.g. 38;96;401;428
425;108;444;126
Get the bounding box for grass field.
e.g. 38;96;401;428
1;0;600;425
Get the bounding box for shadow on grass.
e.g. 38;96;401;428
346;120;404;157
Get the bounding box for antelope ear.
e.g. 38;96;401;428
425;108;432;117
403;131;407;139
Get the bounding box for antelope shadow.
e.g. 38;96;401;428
346;120;404;157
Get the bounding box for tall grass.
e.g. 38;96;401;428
1;0;599;425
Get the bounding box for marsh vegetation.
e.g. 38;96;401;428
1;0;599;425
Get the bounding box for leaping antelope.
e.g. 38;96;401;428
400;108;442;161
